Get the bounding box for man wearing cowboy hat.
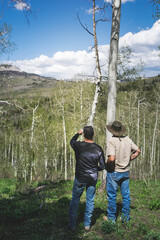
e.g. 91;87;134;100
104;121;141;223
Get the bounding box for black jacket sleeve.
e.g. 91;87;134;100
70;133;80;151
98;149;106;171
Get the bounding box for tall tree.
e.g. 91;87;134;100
117;45;144;82
78;0;109;126
150;0;160;20
0;0;32;55
106;0;121;142
0;23;16;55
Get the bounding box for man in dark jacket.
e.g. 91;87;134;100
68;126;105;230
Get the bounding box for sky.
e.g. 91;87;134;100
0;0;160;79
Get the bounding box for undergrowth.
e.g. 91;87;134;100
0;178;159;240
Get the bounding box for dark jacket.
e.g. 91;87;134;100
70;133;105;184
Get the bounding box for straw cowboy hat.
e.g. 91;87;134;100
106;121;126;136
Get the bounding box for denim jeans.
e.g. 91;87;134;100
107;171;131;222
68;177;96;229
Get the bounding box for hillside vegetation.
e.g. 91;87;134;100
0;178;160;240
0;71;160;182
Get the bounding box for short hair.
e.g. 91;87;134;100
83;126;94;140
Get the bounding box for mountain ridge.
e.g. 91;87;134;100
0;64;57;95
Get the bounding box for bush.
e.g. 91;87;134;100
145;231;160;240
149;199;160;210
137;223;148;234
101;220;118;234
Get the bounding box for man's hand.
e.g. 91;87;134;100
78;129;83;135
107;155;115;163
106;155;115;173
130;149;141;161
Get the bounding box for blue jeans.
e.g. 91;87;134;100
68;177;96;229
107;171;131;222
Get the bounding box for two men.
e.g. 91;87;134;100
69;121;140;229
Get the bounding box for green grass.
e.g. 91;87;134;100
0;178;160;240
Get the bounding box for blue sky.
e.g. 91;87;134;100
0;0;160;79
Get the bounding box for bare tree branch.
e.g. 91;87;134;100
8;0;35;24
0;100;25;112
77;12;94;36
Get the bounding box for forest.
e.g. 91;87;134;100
0;75;160;182
0;74;160;240
0;0;160;239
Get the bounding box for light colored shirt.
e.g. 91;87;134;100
106;136;138;172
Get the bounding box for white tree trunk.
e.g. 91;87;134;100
11;139;14;166
150;103;158;178
55;134;59;172
43;126;48;180
88;0;102;127
106;0;121;143
63;112;67;181
61;139;63;173
80;83;83;127
137;99;140;146
143;113;146;159
31;103;39;148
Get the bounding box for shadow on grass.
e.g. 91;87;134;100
77;201;105;227
116;202;136;219
0;193;104;240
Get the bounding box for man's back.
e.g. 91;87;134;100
70;133;105;184
68;126;105;230
107;136;138;172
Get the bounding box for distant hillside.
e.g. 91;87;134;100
0;64;57;95
0;64;22;72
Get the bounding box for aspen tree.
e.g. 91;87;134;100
106;0;121;142
150;103;159;178
88;0;102;126
78;0;109;126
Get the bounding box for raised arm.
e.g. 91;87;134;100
70;129;83;150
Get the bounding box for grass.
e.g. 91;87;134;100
0;178;160;240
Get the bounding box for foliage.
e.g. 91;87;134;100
0;23;16;55
146;231;160;240
137;223;149;234
117;45;144;81
0;77;160;181
101;220;118;233
151;0;160;20
149;198;160;210
0;178;160;240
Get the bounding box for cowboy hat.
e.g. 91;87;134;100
106;121;126;136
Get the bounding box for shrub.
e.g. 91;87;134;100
101;220;118;234
149;199;160;210
145;230;160;240
137;223;148;234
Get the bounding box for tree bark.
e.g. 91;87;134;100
30;103;39;148
88;0;102;126
106;0;121;142
150;103;158;178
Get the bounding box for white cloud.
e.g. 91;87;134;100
122;0;135;3
4;20;160;79
119;20;160;76
105;0;135;3
86;5;100;14
14;2;30;11
87;0;135;15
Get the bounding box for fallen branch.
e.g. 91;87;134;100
0;100;25;112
